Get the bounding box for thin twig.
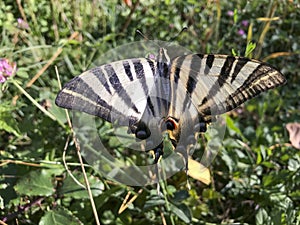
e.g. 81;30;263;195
62;135;86;189
26;31;79;88
118;189;143;214
0;159;41;167
12;80;63;126
160;206;167;225
269;142;292;150
72;125;101;225
121;0;140;33
12;32;79;105
16;0;28;24
262;52;294;62
55;67;101;225
255;2;278;59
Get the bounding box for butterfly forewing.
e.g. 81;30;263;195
55;57;158;127
169;53;286;122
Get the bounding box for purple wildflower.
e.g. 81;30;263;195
238;29;246;36
241;20;249;27
148;53;156;60
17;18;23;24
0;74;6;83
17;18;29;29
0;59;17;83
227;10;234;17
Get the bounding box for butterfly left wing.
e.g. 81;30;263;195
55;58;158;129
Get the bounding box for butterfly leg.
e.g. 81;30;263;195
153;141;164;164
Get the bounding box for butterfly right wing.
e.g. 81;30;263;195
169;54;286;123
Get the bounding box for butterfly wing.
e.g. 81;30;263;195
169;54;286;122
55;58;158;128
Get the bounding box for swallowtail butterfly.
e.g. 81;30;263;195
55;42;286;169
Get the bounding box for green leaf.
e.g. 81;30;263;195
144;195;165;209
39;206;83;225
0;101;20;136
59;171;104;199
245;41;256;57
202;189;222;199
0;113;20;136
95;186;125;208
0;101;18;112
288;158;300;172
256;150;262;164
16;68;29;79
172;190;189;202
170;203;191;223
233;8;238;24
231;48;237;56
0;195;4;209
256;208;270;225
14;169;58;196
162;134;174;159
225;115;245;139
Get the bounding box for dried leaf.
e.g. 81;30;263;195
188;158;211;185
257;17;280;21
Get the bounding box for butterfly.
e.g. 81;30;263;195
55;42;286;173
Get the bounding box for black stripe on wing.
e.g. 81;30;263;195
104;64;140;114
186;54;204;94
199;56;236;108
224;62;286;112
204;54;215;74
132;59;156;117
55;77;114;122
182;54;204;109
169;55;186;116
199;58;286;119
122;61;134;81
230;58;250;84
199;56;241;109
90;67;112;94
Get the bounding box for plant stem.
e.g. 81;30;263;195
11;79;66;128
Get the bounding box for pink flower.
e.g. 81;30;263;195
148;54;156;60
238;29;246;36
17;18;29;29
17;18;23;24
241;20;249;27
227;10;234;17
0;59;17;83
0;74;6;83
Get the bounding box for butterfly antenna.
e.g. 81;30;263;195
168;27;188;44
136;29;162;50
136;29;149;41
